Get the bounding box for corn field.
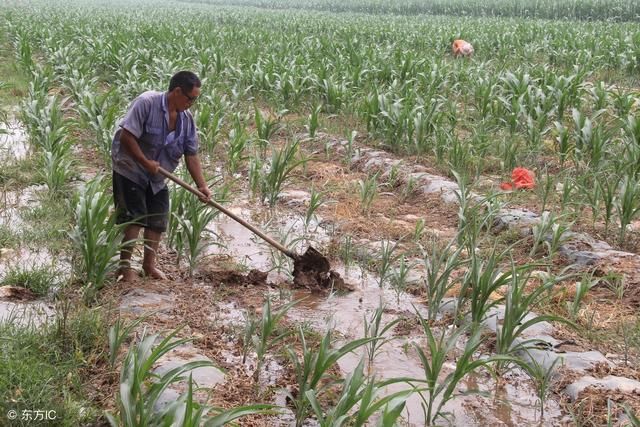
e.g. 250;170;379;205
2;0;640;425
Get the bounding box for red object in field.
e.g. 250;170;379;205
500;167;535;191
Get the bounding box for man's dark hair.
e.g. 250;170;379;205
168;71;201;93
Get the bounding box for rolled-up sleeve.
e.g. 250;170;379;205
120;96;149;139
184;113;199;156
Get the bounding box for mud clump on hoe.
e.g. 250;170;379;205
292;247;353;292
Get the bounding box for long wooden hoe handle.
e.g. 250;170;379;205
158;167;297;260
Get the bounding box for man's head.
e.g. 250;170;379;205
168;71;201;111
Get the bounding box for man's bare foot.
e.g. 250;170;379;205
142;265;167;280
118;267;138;282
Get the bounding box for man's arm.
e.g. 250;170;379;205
185;154;211;201
120;129;160;174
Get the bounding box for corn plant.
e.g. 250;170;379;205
412;316;503;426
254;105;281;145
362;300;401;372
460;247;516;326
413;218;425;243
68;176;131;300
285;327;373;427
376;239;400;288
345;130;357;164
260;139;307;207
304;188;325;233
106;325;271;427
226;114;249;175
306;358;413;427
519;354;562;421
358;172;379;216
567;272;599;318
251;297;300;382
173;197;221;276
40;150;74;194
105;326;213;426
390;256;415;304
305;104;322;138
530;211;567;257
422;238;466;322
495;267;570;372
615;174;640;243
108;314;154;368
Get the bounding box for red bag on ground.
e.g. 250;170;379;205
500;167;535;191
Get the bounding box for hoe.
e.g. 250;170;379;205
159;167;338;289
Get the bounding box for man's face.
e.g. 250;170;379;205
177;86;201;111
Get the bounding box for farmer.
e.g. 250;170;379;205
111;71;211;282
452;39;474;58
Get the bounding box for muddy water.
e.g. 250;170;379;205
204;201;563;426
0;120;28;161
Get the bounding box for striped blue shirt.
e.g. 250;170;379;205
111;91;199;194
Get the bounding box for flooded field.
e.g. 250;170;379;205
2;0;640;425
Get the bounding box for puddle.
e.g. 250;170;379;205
0;185;45;232
0;298;56;327
206;202;331;283
0;120;29;161
0;247;71;280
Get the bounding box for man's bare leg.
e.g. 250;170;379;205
142;228;166;280
119;224;141;282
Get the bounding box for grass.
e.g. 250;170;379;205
1;264;58;296
0;224;19;248
0;304;107;427
20;190;75;253
0;155;41;188
0;39;28;105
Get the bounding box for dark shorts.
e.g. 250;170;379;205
112;171;169;232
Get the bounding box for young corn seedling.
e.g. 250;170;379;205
285;327;374;427
599;174;619;234
306;358;414;427
260;139;307;208
241;311;259;365
376;239;400;288
40;150;73;194
421;238;465;322
567;272;599;319
362;300;401;373
174;198;221;276
254;105;281;145
105;326;214;427
460;247;517;326
226;114;249;175
68;176;131;300
251;297;300;384
546;220;572;258
537;168;555;214
305;104;322;138
338;235;355;271
615;174;640;244
345;130;357;164
304;188;325;233
495;267;570;373
390;256;415;304
530;211;556;257
413;218;425;243
106;325;271;427
413;316;503;426
358;172;379;216
519;353;562;422
108;314;153;368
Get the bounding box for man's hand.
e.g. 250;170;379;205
197;186;212;203
144;160;160;175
